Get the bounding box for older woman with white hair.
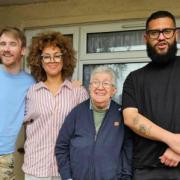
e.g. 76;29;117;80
55;66;132;180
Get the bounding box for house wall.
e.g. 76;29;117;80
0;0;180;29
2;1;180;179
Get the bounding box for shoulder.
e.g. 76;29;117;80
21;71;32;78
74;99;90;109
66;99;90;119
20;71;35;84
67;80;87;92
65;80;89;97
27;81;43;94
70;99;90;112
129;63;150;77
124;64;150;86
111;100;121;107
110;100;121;112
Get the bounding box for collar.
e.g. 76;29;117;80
34;79;73;91
90;98;111;111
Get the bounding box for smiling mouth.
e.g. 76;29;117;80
95;92;105;96
156;42;168;49
3;52;12;57
47;64;59;69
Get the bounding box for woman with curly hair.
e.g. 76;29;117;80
22;31;88;180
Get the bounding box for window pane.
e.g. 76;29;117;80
87;30;145;53
177;28;180;49
83;62;147;104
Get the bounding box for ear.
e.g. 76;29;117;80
111;87;117;97
144;33;148;44
175;28;179;41
21;47;26;56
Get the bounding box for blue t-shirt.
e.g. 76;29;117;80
0;67;35;154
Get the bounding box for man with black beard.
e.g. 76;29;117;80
122;11;180;180
147;38;177;65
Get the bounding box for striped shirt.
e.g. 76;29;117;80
22;80;89;177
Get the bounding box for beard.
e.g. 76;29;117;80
146;40;177;66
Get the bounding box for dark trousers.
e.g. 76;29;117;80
133;167;180;180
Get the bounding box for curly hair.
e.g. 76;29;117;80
27;31;76;82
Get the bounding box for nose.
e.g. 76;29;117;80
158;32;166;40
97;82;104;89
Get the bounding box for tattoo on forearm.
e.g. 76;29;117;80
139;125;147;134
132;115;152;136
139;124;152;136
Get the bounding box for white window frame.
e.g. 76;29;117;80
78;20;150;81
24;18;180;82
79;20;147;61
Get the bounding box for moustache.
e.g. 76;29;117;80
155;41;168;46
1;51;12;56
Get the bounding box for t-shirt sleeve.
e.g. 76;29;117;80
24;86;40;123
122;72;137;110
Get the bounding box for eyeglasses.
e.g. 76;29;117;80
90;81;114;89
146;28;176;40
41;53;63;63
0;41;18;48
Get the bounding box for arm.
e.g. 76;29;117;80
123;107;180;154
23;88;39;125
55;109;76;180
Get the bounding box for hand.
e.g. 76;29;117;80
166;134;180;154
159;147;180;167
72;80;82;87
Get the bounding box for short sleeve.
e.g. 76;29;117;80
122;72;137;110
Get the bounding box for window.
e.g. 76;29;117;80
87;30;145;53
82;61;147;104
80;21;147;61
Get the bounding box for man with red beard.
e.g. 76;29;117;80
0;27;34;179
122;11;180;180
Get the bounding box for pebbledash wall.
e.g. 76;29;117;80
0;0;180;29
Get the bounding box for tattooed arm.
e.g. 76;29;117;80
123;107;180;154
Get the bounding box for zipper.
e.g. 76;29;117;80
89;110;108;179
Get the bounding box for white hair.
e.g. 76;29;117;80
90;66;116;86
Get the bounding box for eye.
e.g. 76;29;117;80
0;42;6;46
41;55;51;62
163;29;173;34
149;30;159;36
10;42;17;47
43;56;50;59
103;82;111;87
54;55;62;59
93;81;99;85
